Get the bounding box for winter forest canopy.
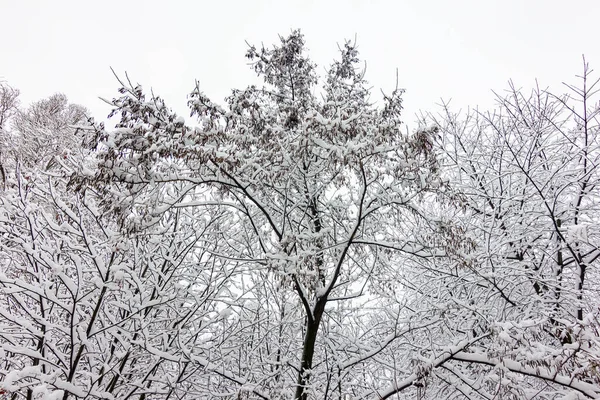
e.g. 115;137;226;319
0;30;599;400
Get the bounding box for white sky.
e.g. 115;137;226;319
1;0;598;128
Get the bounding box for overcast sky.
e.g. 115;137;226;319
2;0;599;128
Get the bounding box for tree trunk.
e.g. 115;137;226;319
295;301;325;400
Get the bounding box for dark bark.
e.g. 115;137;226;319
295;300;326;400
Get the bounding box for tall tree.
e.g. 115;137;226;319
0;126;237;400
80;31;448;399
426;60;600;399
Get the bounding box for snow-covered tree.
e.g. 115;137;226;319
76;31;452;399
0;81;20;188
0;89;89;189
0;82;20;131
0;130;239;400
425;60;600;399
11;93;89;169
